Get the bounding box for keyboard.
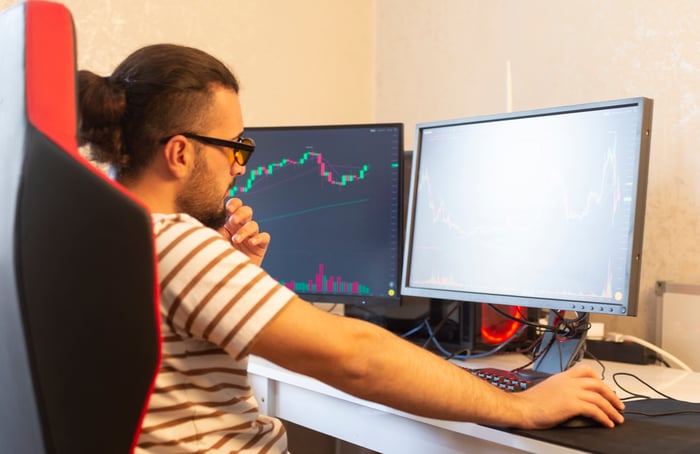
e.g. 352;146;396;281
465;367;541;392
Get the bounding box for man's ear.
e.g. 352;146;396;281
162;135;194;179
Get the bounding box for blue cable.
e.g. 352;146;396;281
400;318;429;338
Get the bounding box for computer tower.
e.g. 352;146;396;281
459;302;536;352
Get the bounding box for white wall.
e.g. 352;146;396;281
375;0;700;341
4;0;699;342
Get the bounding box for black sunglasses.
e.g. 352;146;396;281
161;133;256;165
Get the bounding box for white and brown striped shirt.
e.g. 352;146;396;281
137;214;295;453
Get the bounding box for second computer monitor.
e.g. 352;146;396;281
402;97;653;317
236;124;404;306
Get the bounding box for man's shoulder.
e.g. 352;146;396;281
151;212;203;233
150;213;241;262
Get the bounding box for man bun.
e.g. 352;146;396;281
77;70;128;167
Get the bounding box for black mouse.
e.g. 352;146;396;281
558;415;601;428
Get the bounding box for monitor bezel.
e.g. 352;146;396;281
401;98;653;316
244;123;405;307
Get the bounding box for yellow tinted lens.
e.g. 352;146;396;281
221;149;240;165
234;149;252;165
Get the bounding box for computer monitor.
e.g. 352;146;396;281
234;124;403;306
401;97;653;373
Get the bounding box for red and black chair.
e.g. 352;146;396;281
0;1;161;452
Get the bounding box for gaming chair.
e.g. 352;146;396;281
0;1;161;452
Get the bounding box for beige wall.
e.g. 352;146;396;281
4;0;699;342
374;0;700;341
0;0;375;127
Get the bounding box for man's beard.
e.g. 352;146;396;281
175;154;229;229
193;205;227;230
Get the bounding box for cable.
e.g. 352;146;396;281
606;333;693;372
426;322;529;361
488;306;590;339
421;301;461;349
486;304;549;330
512;332;553;373
625;408;700;417
582;349;608;381
610;372;700;419
653;354;672;368
323;303;339;313
612;372;681;401
400;318;429;338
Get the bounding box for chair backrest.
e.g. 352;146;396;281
0;1;161;452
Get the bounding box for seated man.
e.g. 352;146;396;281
77;43;624;453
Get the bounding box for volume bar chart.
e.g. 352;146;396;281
280;263;371;296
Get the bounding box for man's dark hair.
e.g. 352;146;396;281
78;44;239;180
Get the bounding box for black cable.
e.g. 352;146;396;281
612;372;700;418
624;409;700;417
429;323;530;361
651;353;671;368
582;349;607;381
612;372;680;401
512;332;555;373
514;331;543;356
445;347;471;361
487;306;591;344
486;304;550;330
421;301;461;349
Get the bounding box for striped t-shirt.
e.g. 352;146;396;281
136;213;295;453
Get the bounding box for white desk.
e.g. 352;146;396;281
249;354;700;454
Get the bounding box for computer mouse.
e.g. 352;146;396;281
558;415;601;428
559;407;625;428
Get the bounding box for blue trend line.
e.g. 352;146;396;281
259;198;369;223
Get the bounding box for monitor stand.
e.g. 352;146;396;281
520;311;589;379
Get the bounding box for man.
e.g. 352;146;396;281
78;44;624;453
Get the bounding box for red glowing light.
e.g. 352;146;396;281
480;305;524;344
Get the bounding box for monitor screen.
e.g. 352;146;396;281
402;98;653;317
235;124;403;306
